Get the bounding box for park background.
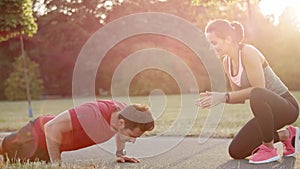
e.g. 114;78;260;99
0;0;300;136
1;0;300;168
1;0;300;101
1;0;300;132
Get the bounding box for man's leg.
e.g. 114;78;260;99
0;133;12;155
2;122;38;162
0;138;3;154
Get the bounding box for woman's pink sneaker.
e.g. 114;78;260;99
249;144;280;164
282;126;299;157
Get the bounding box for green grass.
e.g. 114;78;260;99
1;92;299;137
0;98;74;132
0;160;138;169
0;92;300;168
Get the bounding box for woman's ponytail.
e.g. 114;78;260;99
231;21;244;43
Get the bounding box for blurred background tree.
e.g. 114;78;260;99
0;0;299;99
4;55;43;100
0;0;39;101
0;0;41;117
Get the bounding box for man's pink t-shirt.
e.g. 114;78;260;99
33;100;119;152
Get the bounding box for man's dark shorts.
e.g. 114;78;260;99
2;120;50;162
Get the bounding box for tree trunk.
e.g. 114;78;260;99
20;35;33;118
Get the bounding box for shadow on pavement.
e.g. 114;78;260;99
217;157;296;169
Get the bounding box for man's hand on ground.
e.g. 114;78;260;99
116;155;140;163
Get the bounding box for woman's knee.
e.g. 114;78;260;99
228;147;243;159
250;87;266;101
249;88;271;109
228;143;248;159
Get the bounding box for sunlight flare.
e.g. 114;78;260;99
259;0;300;26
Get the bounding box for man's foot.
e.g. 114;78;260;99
282;126;299;157
249;144;280;164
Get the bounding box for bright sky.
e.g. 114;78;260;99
259;0;300;26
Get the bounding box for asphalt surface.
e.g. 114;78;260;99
0;133;299;168
61;136;299;169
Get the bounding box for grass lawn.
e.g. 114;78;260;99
1;92;300;137
0;92;300;168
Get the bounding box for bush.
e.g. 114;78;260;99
4;56;44;100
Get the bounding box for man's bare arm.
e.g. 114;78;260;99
44;110;72;163
115;133;140;163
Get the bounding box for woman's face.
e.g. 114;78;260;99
206;32;228;58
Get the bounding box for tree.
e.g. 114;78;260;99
33;0;124;24
24;0;125;96
2;0;299;99
0;0;38;117
0;0;38;41
4;55;43;100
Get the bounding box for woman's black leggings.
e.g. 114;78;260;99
229;87;299;159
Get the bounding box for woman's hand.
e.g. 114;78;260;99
195;91;227;109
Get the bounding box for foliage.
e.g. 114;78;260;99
129;69;180;96
0;0;38;42
0;40;20;100
247;5;300;90
4;55;44;100
33;0;124;24
191;0;259;7
1;0;300;99
192;0;240;6
20;0;126;96
0;0;38;100
29;13;88;96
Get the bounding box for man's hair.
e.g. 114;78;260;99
118;104;155;132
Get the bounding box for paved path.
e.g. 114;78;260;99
61;136;299;169
1;133;299;168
